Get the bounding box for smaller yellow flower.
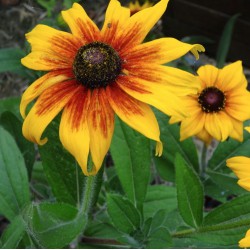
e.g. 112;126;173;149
171;61;250;145
239;229;250;248
128;0;153;15
226;156;250;191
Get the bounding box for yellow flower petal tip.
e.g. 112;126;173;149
239;229;250;248
155;141;163;156
173;61;250;144
245;126;250;133
191;44;205;60
20;0;204;175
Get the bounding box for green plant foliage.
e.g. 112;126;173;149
110;117;151;213
153;110;199;181
0;97;21;118
0;48;26;74
175;154;204;228
38;118;85;206
174;194;250;248
107;194;141;234
23;202;86;248
216;14;240;68
0;127;30;221
0;215;25;249
0;111;35;177
208;130;250;172
143;185;177;219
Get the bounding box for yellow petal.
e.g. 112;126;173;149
226;156;250;180
225;90;250;121
121;38;205;64
116;75;188;118
245;126;250;133
214;111;233;141
61;3;100;42
87;89;115;174
21;24;81;70
59;88;91;176
229;116;243;142
238;178;250;192
101;0;130;44
180;110;205;141
196;129;212;145
22;81;80;145
218;61;247;91
106;83;162;156
204;113;222;141
20;70;72;118
114;0;169;51
124;64;200;95
197;65;219;88
239;229;250;248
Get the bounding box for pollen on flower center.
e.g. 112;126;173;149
198;87;226;113
73;41;122;89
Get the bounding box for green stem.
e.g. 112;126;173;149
79;175;95;216
171;228;196;238
200;142;207;178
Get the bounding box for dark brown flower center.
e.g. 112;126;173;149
198;87;226;113
73;42;122;89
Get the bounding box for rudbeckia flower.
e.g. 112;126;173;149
172;61;250;144
20;0;204;175
226;156;250;191
128;0;153;15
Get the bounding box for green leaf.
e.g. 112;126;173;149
0;215;25;249
0;48;26;74
208;130;250;172
175;194;250;248
175;154;203;228
143;185;177;219
110;117;151;213
154;111;199;182
0;111;35;177
216;14;240;68
0;126;30;221
146;227;172;249
207;169;247;196
107;194;141;234
38;117;85;205
0;97;21;118
24;202;86;248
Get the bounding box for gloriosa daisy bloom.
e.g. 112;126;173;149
20;0;204;175
171;61;250;144
128;0;153;15
226;156;250;191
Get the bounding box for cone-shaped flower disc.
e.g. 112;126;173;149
21;0;204;175
172;61;250;144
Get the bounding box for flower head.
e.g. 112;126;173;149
20;0;204;175
128;0;153;15
226;156;250;191
172;61;250;144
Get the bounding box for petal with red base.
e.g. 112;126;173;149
20;69;73;118
121;38;205;64
106;84;162;156
61;3;100;42
88;89;115;174
22;81;80;145
59;88;91;176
